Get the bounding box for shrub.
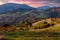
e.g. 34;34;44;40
34;26;39;29
20;28;24;30
25;27;29;30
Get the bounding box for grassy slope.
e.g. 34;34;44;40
0;18;60;40
32;18;60;31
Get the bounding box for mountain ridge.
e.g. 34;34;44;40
0;3;60;25
37;6;51;10
0;3;35;14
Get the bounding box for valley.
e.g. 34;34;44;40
0;3;60;40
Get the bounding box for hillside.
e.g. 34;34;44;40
0;3;60;26
37;6;51;10
32;18;60;31
0;3;60;40
50;7;60;18
0;8;60;24
0;9;60;40
0;3;35;13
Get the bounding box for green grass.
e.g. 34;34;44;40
5;36;60;40
0;30;60;40
0;18;60;40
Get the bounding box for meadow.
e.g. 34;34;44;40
0;18;60;40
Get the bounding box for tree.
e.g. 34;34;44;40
29;22;32;27
26;19;32;27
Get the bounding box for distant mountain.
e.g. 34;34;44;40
0;3;60;25
37;6;51;10
0;3;34;13
49;7;60;18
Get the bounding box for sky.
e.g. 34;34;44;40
0;0;60;8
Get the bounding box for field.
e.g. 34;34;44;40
1;30;60;40
0;18;60;40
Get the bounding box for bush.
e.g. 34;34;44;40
25;27;29;30
20;28;24;30
34;26;39;29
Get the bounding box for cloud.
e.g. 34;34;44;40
0;0;60;3
0;2;4;5
0;0;60;7
15;0;60;3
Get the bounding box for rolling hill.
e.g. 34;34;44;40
37;6;51;10
0;3;60;25
0;3;34;13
